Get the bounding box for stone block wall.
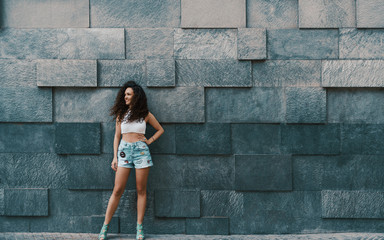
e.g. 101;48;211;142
1;0;384;234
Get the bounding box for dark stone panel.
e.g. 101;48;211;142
148;155;186;190
98;60;146;87
186;217;229;235
55;123;101;154
201;190;243;217
91;216;119;234
155;189;200;217
0;217;30;232
145;124;176;154
342;124;384;154
120;217;186;234
4;188;48;216
30;215;93;233
235;155;292;191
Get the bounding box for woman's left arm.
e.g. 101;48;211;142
145;112;164;145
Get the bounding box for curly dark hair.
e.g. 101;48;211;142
109;81;149;123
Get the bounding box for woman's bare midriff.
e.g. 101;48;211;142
121;132;146;143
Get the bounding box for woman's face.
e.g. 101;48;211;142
124;87;134;105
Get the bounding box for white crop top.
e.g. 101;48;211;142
121;110;146;134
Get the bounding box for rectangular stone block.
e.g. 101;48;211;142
286;87;326;123
206;88;285;123
4;188;48;216
0;124;54;153
253;60;321;87
37;60;96;87
0;60;36;87
322;190;384;218
299;0;355;28
232;124;281;154
268;29;338;59
201;190;243;217
144;124;176;154
98;60;146;87
90;0;180;27
186;217;229;235
0;217;29;232
1;0;89;28
55;123;101;154
237;28;266;60
176;60;251;87
126;28;173;59
235;155;292;191
342;124;384;154
181;0;245;28
30;215;93;233
155;189;200;217
0;28;125;59
322;60;384;87
146;59;175;87
281;124;340;154
174;29;237;59
148;155;185;189
340;28;384;59
357;0;384;28
247;0;298;29
328;88;384;124
0;189;4;215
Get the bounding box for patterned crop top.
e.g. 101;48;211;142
120;110;146;134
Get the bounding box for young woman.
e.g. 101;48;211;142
98;81;164;240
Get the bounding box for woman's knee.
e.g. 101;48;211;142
112;186;125;198
136;187;147;196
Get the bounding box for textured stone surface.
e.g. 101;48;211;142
231;124;281;154
281;124;340;154
286;87;327;123
29;215;94;232
126;28;173;59
176;60;251;87
235;155;292;191
146;59;175;87
299;0;355;28
322;190;384;218
237;28;266;60
4;188;48;216
0;189;4;215
0;218;30;232
268;29;338;59
0;60;36;87
253;60;321;87
174;29;237;59
55;123;101;154
0;28;125;59
247;0;298;29
155;189;200;217
357;0;384;28
181;0;245;28
342;124;384;154
186;217;229;235
37;60;96;87
206;88;284;123
91;216;119;234
145;124;176;154
90;0;180;27
328;88;384;124
201;190;243;217
322;60;384;87
98;60;146;87
1;0;89;28
340;28;384;59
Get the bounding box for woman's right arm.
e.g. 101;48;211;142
111;117;121;171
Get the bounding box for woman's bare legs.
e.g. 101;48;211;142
136;167;150;224
103;167;131;225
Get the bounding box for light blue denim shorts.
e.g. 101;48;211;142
117;139;153;169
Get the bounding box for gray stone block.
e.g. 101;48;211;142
98;60;146;87
0;28;124;59
0;87;52;122
90;0;180;28
340;28;384;59
148;155;185;189
91;216;119;233
237;28;266;60
37;60;97;87
231;124;281;154
176;60;252;87
253;60;321;87
174;29;237;59
299;0;355;28
322;190;384;218
0;60;36;87
175;123;231;154
357;0;384;28
181;0;245;28
342;124;384;154
201;190;243;217
0;189;4;215
206;88;285;123
55;123;101;154
247;0;298;29
328;88;384;124
126;28;173;59
322;60;384;87
0;124;55;153
186;217;229;235
281;124;340;154
145;124;176;154
235;155;292;191
4;188;48;216
101;122;116;154
0;217;29;232
30;215;93;233
286;87;326;123
155;189;200;217
268;29;338;59
146;59;175;87
1;0;89;28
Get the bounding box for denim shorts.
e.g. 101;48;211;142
117;139;153;169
